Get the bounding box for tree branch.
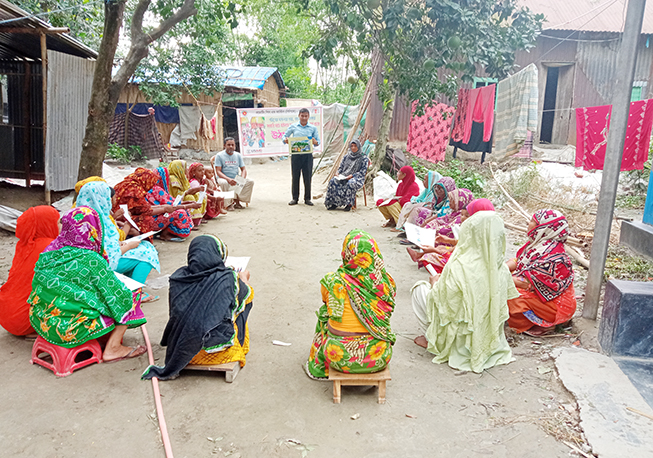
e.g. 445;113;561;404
147;0;197;43
131;0;151;40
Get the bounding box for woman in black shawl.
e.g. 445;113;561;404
325;139;368;211
142;235;253;380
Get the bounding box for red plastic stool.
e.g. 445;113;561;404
30;336;102;377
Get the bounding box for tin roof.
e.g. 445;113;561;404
519;0;653;34
221;66;285;91
0;0;97;60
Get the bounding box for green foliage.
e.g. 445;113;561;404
411;158;488;198
134;1;241;106
310;0;544;113
106;143;143;163
14;0;104;49
604;246;653;282
617;159;650;209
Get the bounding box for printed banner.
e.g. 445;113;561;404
236;106;323;157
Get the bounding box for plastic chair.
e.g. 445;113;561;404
30;336;102;377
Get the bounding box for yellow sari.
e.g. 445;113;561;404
168;160;206;219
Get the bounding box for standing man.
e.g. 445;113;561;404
283;108;320;206
210;137;254;209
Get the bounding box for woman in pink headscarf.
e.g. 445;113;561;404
407;198;495;273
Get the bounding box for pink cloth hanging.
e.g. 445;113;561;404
450;88;470;142
463;84;495;143
407;102;456;163
575;99;653;171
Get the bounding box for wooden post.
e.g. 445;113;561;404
22;62;31;188
41;32;50;204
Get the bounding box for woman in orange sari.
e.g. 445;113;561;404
0;206;60;336
507;209;577;336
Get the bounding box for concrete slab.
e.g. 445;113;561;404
615;357;653;410
554;346;653;458
620;220;653;260
599;280;653;357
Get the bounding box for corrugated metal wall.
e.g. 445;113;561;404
45;50;95;191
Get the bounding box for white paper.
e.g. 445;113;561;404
119;204;140;232
197;191;206;203
451;225;460;241
231;175;246;195
225;256;250;272
425;264;437;276
213;190;235;199
114;272;145;291
130;230;160;242
335;174;348;181
378;197;395;206
172;195;183;206
272;340;292;346
404;223;437;247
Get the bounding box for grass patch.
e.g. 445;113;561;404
604;245;653;282
411;157;488;198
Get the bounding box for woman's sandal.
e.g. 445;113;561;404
523;325;554;337
141;292;160;303
104;345;147;363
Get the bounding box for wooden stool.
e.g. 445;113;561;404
329;367;391;404
185;361;241;383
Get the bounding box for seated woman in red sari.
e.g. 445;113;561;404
113;168;199;242
0;206;60;336
407;198;494;273
507;209;577;336
377;166;420;228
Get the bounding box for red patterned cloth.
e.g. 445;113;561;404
515;210;574;303
575;99;653;171
407;102;455;163
450;89;469;142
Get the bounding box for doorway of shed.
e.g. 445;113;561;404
540;67;559;144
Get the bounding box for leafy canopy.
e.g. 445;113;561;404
311;0;544;107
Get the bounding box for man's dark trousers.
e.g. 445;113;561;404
291;153;313;202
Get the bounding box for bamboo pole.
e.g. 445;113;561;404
41;32;50;205
324;87;372;184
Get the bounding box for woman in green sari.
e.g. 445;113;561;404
306;230;396;379
29;207;147;362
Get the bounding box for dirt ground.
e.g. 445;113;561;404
0;159;596;458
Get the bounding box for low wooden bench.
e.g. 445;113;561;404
184;361;241;383
328;367;391;404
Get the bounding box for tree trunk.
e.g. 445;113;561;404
77;1;126;180
78;0;197;181
366;94;395;186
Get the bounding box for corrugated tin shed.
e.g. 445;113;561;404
519;0;653;34
0;0;97;60
221;66;285;93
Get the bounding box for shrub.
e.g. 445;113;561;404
411;158;487;198
106;143;144;163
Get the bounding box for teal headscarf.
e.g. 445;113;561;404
76;181;160;273
411;170;443;203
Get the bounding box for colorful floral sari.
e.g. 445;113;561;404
307;230;396;378
29;207;145;348
146;172;193;237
